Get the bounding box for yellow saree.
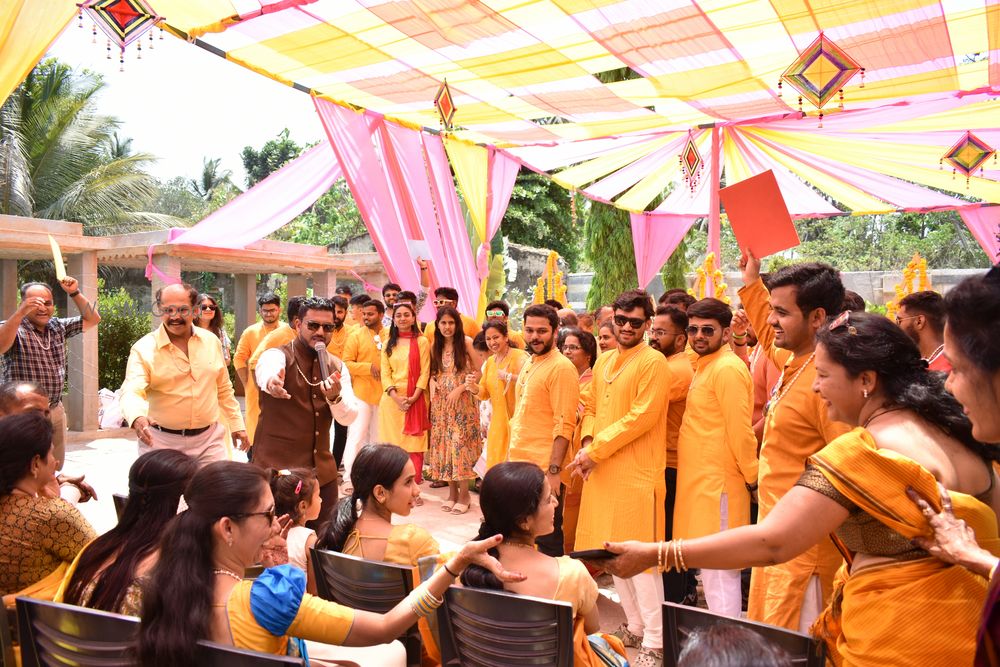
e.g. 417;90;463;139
810;428;1000;667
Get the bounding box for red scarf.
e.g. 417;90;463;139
399;331;430;435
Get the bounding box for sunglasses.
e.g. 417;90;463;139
613;315;647;329
304;321;336;333
828;310;858;335
200;304;217;312
154;306;194;318
686;325;718;337
433;299;454;307
894;314;920;325
485;310;505;318
231;508;276;523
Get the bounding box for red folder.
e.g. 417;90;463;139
719;170;800;258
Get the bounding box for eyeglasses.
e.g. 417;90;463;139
828;310;858;335
154;305;194;317
561;344;582;352
613;315;647;329
686;325;718;337
894;314;920;325
200;304;217;312
304;321;336;333
230;508;276;523
485;310;505;318
650;328;684;337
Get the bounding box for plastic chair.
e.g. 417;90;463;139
310;548;420;666
112;493;128;522
195;640;304;666
0;604;15;667
662;602;827;667
16;597;138;666
437;586;574;667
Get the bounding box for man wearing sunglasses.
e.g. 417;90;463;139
254;297;360;526
423;286;481;343
673;297;758;622
121;283;246;466
569;289;671;666
737;250;849;632
483;300;525;349
896;290;951;373
340;299;388;490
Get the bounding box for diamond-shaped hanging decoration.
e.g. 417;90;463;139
943;131;995;177
434;80;457;131
678;132;703;192
78;0;163;68
780;32;862;111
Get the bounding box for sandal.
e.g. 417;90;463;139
441;500;455;512
451;503;470;515
430;480;448;489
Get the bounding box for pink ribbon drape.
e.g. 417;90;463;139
630;212;699;289
959;206;1000;260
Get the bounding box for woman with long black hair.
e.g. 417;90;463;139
195;293;231;365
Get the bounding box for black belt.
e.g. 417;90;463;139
152;424;213;437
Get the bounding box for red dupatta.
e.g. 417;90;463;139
398;331;430;435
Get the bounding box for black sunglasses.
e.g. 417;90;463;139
304;321;336;333
613;314;647;329
200;304;217;311
231;508;276;523
686;325;718;337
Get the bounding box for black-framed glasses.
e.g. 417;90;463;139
304;321;336;333
613;314;647;329
154;305;194;317
686;325;717;337
828;310;858;335
231;508;276;523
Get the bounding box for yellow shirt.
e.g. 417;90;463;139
423;313;481;342
232;320;280;443
507;347;580;470
342;523;439;567
342;325;387;406
248;324;296;373
664;350;694;469
575;343;671;549
508;329;525;349
120;324;244;432
674;346;758;540
738;278;849;629
478;347;529;469
327;323;353;358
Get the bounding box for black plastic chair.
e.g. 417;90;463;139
112;493;128;522
16;597;138;666
437;586;574;667
310;547;420;666
0;604;15;667
195;640;304;665
662;602;826;667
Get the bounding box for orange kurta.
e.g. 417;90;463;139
739;278;850;630
478;347;529;469
378;336;430;453
248;323;295;374
507;347;579;470
342;325;387;406
674;346;758;540
664;350;694;470
233;320;280;445
574;343;670;549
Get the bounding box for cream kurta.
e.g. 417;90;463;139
664;350;694;470
478;347;529;469
739;278;849;630
342;325;387;406
674;346;758;540
378;336;430;453
232;320;280;445
574;343;671;549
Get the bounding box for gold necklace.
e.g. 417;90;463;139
766;352;815;414
292;340;330;387
603;346;642;384
213;568;243;582
27;325;51;351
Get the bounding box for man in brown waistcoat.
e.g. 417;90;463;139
253;297;359;524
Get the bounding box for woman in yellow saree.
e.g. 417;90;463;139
592;311;1000;667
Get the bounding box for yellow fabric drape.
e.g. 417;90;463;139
0;0;78;104
443;137;489;244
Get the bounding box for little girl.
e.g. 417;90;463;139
269;468;321;593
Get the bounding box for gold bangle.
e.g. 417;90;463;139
671;540;679;573
657;541;663;573
677;539;688;572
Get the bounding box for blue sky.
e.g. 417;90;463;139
48;20;324;186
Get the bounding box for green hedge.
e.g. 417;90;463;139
97;282;151;390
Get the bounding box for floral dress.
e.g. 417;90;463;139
428;349;481;481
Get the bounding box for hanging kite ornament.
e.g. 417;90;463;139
678;131;704;192
77;0;164;71
434;80;457;132
778;32;863;128
940;131;996;188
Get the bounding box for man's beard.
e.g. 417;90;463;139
332;317;344;330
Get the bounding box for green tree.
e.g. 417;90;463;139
500;171;582;269
190;157;233;199
0;59;167;235
150;176;209;221
584;203;636;309
241;128;301;187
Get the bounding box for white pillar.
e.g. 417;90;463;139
66;252;99;431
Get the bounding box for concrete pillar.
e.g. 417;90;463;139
66;252;98;431
233;274;258;343
150;253;182;332
286;274;308;300
312;270;337;298
0;259;17;318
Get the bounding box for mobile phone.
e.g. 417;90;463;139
569;548;616;560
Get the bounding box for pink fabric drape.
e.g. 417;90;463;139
959;206;1000;260
630;212;699;289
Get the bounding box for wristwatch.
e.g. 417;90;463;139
68;290;80;298
547;464;561;475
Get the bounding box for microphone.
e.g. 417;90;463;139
313;341;331;380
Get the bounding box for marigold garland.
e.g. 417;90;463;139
533;251;569;305
886;253;931;320
687;253;731;304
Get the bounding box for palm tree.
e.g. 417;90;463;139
190;156;232;199
0;58;171;235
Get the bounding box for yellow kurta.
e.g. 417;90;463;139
674;346;758;540
341;325;387;406
507;347;580;470
664;350;694;470
378;336;430;452
507;329;526;349
478;348;529;469
248;323;295;374
574;343;671;549
233;320;280;444
423;312;481;342
739;278;850;630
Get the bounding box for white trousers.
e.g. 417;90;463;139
141;422;228;467
305;638;405;666
700;493;743;618
343;402;379;481
799;574;823;634
614;571;665;650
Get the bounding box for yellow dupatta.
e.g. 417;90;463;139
809;428;1000;667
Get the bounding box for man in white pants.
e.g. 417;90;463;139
340;299;387;490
